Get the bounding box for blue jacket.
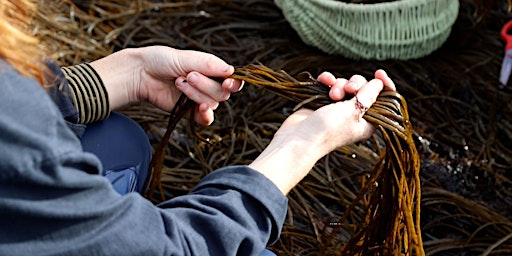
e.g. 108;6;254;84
0;59;288;255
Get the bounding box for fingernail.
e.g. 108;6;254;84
227;79;234;90
238;80;245;91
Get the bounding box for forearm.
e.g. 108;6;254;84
72;46;241;126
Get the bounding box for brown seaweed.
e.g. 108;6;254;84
231;64;424;255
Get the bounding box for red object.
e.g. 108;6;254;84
501;20;512;50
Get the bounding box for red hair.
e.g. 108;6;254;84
0;0;48;85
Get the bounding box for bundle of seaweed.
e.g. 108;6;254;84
145;62;424;254
230;64;423;255
35;0;512;255
340;91;422;255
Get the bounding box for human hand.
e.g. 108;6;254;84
90;46;243;125
281;69;396;154
249;69;396;195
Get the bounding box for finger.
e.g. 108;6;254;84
329;78;348;101
175;76;221;110
175;49;234;78
346;77;381;142
374;69;396;91
194;103;215;126
222;78;245;92
345;75;368;95
354;78;384;110
317;72;337;86
186;72;231;102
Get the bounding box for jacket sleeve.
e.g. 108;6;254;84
47;61;110;129
60;63;110;124
157;166;288;255
0;59;288;256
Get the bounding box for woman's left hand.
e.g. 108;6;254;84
90;46;243;125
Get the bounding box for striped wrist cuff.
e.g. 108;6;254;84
61;63;110;124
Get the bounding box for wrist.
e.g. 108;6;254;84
249;137;325;195
89;48;144;110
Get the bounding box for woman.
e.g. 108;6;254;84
0;0;395;255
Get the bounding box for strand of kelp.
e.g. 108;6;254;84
230;64;424;255
143;93;195;201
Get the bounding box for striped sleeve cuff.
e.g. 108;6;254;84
61;63;110;124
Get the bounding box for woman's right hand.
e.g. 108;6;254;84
287;69;397;155
249;69;396;195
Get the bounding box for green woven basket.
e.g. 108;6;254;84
275;0;459;60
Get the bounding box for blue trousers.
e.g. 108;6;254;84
80;112;276;256
80;112;151;195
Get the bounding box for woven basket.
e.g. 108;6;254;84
275;0;459;60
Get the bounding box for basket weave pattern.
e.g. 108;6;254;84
275;0;459;60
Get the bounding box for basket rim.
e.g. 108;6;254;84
281;0;459;39
306;0;451;11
